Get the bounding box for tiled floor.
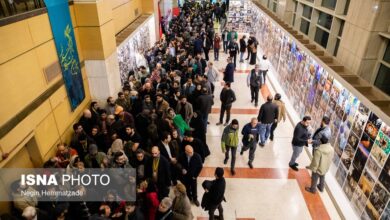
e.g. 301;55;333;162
186;44;341;219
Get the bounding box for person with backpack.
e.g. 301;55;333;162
221;119;239;175
247;64;264;107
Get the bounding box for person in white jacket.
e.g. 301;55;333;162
205;61;219;94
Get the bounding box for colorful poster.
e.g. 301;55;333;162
375;130;390;155
44;0;85;110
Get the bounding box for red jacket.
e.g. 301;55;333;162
214;37;221;49
146;192;159;220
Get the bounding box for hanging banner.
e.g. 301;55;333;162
44;0;85;110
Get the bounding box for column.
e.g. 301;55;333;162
73;0;121;102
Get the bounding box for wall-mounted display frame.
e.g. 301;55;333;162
248;1;390;219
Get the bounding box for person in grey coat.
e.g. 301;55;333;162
311;116;331;153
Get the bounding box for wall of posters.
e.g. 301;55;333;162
117;16;156;85
248;1;390;219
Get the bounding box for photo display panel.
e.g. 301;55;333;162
248;2;390;219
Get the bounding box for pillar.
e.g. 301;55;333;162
73;0;122;103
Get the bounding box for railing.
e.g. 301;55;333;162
0;0;45;18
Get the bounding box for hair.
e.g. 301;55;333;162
225;82;231;88
136;149;145;155
274;93;281;100
267;95;273;102
180;95;187;100
161;131;170;141
107;96;113;103
322;116;331;125
73;123;81;131
215;167;224;178
125;201;136;207
303;116;312;122
144;95;151;99
113;151;124;161
175;182;186;194
118;92;124;97
91;101;98;108
231;119;239;125
320;136;329;144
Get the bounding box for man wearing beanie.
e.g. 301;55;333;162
221;119;239;175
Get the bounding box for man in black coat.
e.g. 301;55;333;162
228;38;239;68
289;116;313;171
223;57;235;83
145;146;171;200
257;95;279;146
182;131;210;162
202;167;226;220
178;145;203;206
196;87;214;131
217;83;236;126
203;35;212;61
247;64;264;107
158;132;179;185
239;35;247;63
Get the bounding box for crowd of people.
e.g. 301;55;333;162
5;1;230;220
3;0;338;220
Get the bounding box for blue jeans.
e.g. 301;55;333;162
240;52;245;62
214;48;219;60
259;123;273;144
201;113;209;132
289;145;304;166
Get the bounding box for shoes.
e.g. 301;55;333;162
231;169;236;175
255;103;258;107
294;163;299;166
289;164;299;171
245;58;249;60
305;187;316;194
207;121;210;124
251;99;254;103
248;162;253;169
223;158;228;164
258;142;265;147
317;185;324;193
193;199;200;207
270;137;273;141
216;122;223;125
223;122;229;126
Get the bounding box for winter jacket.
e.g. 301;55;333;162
312;126;331;148
221;124;239;152
220;88;236;107
247;69;263;87
223;63;235;83
257;101;278;124
292;122;311;147
307;143;334;175
273;100;287;122
172;195;194;220
239;38;247;52
241;123;261;146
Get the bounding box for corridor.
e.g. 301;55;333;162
191;47;340;220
